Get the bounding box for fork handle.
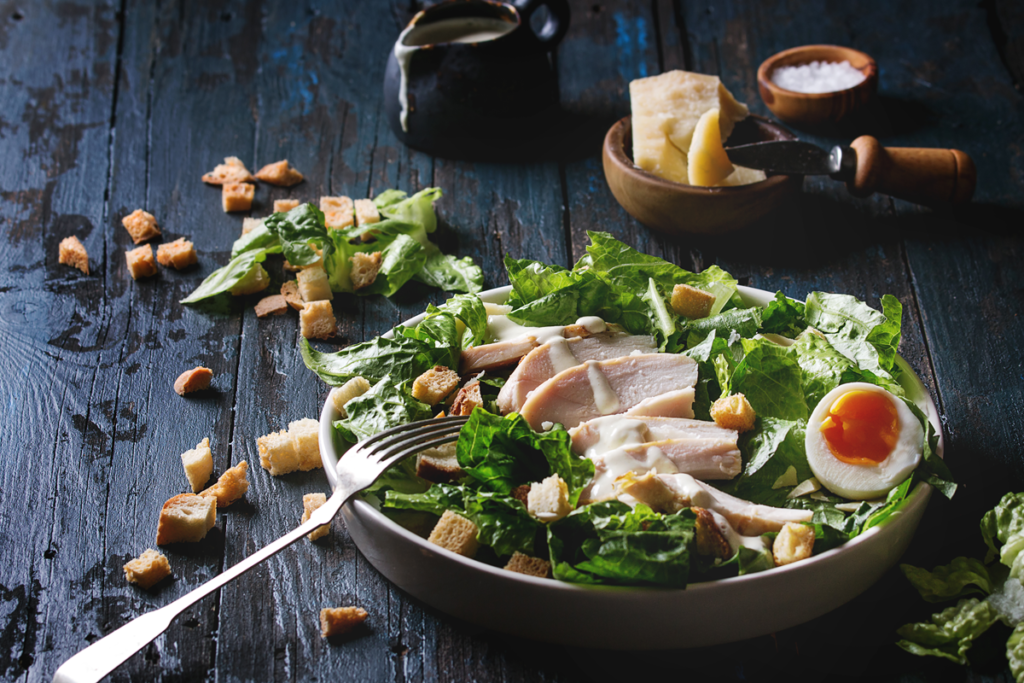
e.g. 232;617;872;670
52;486;352;683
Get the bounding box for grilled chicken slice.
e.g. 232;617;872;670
594;439;741;481
569;416;735;453
459;337;539;374
519;354;699;431
497;332;657;413
623;389;696;419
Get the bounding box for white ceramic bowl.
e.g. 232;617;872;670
318;285;942;650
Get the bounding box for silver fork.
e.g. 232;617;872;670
52;415;468;683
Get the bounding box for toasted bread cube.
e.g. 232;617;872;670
504;552;551;578
280;281;304;311
354;198;380;234
123;549;171;589
181;437;213;493
229;263;269;296
241;217;263;235
202;156;255;185
320;196;354;230
296;266;333;302
289;418;322;471
300;300;337;340
200;461;249;508
320;607;368;637
59;236;89;274
412;366;460;406
155;494;216;545
125;245;157;280
511;484;531;506
254;294;289;318
301;492;329;541
122;209;161;244
222;182;255;212
255;160;303;187
427;510;479;558
273;199;300;213
416;442;462;483
710;393;756;433
156;237;198;270
450;382;483;417
174;366;213;396
329;377;371;418
773;522;815;566
671;283;716;319
692;506;732;559
527;474;572;523
257;429;301;476
350;251;382;290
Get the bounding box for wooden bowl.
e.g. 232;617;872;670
602;115;802;236
757;45;878;131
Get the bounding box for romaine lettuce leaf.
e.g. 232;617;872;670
359;233;428;297
301;334;442;386
804;292;903;380
334;376;432;442
981;492;1024;578
729;339;808;421
1009;622;1024;682
901;557;993;603
896;598;1003;665
414;244;483;294
180;247;280;304
264;202;332;267
374;187;442;239
437;293;489;348
760;291;806;337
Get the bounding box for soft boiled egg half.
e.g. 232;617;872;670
805;383;923;500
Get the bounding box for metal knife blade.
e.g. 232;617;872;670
725;141;855;180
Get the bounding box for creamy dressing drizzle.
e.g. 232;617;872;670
485;314;609;345
546;337;579;374
708;509;767;553
583;416;678;500
586;361;620;415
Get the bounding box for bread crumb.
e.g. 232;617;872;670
320;607;368;637
255;160;303;187
123;549;171;589
280;281;304;310
122;209;161;244
503;552;551;578
300;300;336;340
412;366;460;406
255;294;289;318
273;199;300;213
427;510;478;557
773;522;814;566
181;437;213;493
710;393;756;432
671;284;716;320
200;461;249;508
302;493;329;541
126;245;158;280
155;494;216;545
174;366;213;396
222;182;255;212
202;156;255;185
354;198;380;241
527;475;572;523
329;377;371;417
59;236;89;275
451;382;482;416
257;429;300;476
320;196;354;230
156;237;198;270
349;252;382;290
289;418;322;471
416;442;461;483
296;266;333;302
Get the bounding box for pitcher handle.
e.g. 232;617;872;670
514;0;570;48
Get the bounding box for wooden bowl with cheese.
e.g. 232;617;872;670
602;115;802;236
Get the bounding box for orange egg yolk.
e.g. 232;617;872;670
819;390;899;466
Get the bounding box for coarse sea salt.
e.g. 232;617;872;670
771;60;867;94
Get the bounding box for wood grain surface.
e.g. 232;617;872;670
0;0;1021;681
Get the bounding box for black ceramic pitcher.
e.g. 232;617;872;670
383;0;570;161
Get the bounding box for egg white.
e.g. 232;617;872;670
805;382;923;500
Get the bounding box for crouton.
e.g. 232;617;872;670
450;382;483;417
511;485;531;506
300;300;337;340
280;281;304;310
416;442;462;483
671;283;716;320
289;418;322;471
123;549;171;589
526;474;572;523
504;552;551;578
125;245;158;280
200;461;249;508
181;437;213;493
354;198;380;226
229;263;269;296
122;209;161;244
427;510;479;558
412;366;460;406
257;429;301;476
59;236;89;274
222;182;255;212
255;294;289;318
255;160;303;187
561;323;599;339
710;393;756;433
350;251;382;290
174;366;213;396
301;493;329;541
156;237;198;270
273;199;300;213
320;607;368;637
692;507;732;559
329;377;371;418
320;196;354;230
202;156;255;185
155;494;216;545
296;266;333;302
242;217;262;235
772;522;815;567
614;470;683;514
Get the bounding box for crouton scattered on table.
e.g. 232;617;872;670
255;294;289;318
174;366;213;396
126;245;158;280
301;493;329;541
156;238;198;270
200;461;249;507
122;209;161;244
320;196;354;230
123;549;171;589
58;236;89;275
320;607;368;637
181;437;213;493
202;156;255;185
350;251;382;290
255;160;303;187
300;300;336;340
155;494;216;545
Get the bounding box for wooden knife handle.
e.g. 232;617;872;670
846;135;976;206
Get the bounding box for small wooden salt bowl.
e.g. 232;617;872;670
758;45;878;131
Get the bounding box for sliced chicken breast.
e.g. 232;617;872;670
623;389;696;419
459;337;539;374
569;415;734;453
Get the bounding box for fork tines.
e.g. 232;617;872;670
358;415;469;465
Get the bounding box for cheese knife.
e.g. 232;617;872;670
725;136;976;206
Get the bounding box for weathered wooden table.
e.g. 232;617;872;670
2;0;1021;681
